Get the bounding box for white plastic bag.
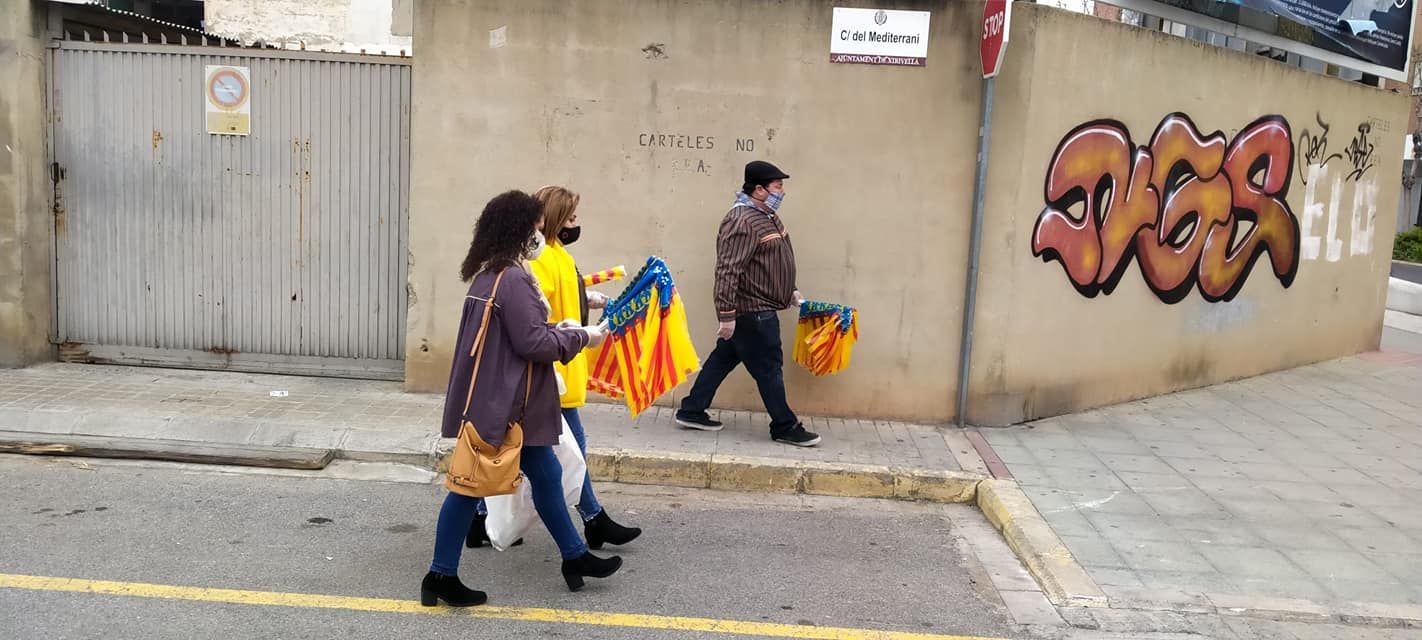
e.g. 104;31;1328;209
483;416;586;551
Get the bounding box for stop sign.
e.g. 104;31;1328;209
981;0;1011;78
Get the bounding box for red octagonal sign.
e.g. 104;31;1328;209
981;0;1011;78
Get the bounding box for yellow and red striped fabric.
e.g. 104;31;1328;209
581;265;626;288
793;301;859;377
586;257;700;417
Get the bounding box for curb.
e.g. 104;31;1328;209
436;445;984;503
1388;276;1422;315
592;448;985;503
446;447;986;504
0;431;335;470
975;478;1109;608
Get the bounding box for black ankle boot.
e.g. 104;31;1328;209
420;571;487;607
465;515;489;548
584;511;642;550
466;514;522;549
560;551;622;592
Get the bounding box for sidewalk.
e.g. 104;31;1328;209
0;365;445;465
974;317;1422;623
0;363;980;500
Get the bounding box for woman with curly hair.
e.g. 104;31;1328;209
461;185;642;552
421;190;621;608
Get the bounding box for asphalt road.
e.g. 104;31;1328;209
0;455;1027;640
1392;260;1422;284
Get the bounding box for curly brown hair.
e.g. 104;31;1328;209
459;190;543;282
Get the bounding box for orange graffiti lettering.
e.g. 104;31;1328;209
1032;114;1300;303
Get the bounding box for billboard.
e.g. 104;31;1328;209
1250;0;1412;73
1113;0;1418;80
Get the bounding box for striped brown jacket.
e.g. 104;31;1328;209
713;203;797;322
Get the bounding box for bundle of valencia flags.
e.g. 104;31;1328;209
793;301;859;377
585;257;700;417
582;257;859;416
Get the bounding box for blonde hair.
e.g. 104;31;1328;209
532;185;581;245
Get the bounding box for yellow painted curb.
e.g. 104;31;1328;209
592;448;983;504
444;446;983;504
803;461;897;499
709;454;806;493
609;449;713;489
584;447;618;482
895;468;980;503
976;479;1107;608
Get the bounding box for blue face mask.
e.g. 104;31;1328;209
765;191;785;212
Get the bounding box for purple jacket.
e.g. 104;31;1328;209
440;266;589;447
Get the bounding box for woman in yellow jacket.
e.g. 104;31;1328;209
465;185;642;551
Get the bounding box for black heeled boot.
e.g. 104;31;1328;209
466;514;521;549
465;514;489;548
420;571;487;607
584;510;642;550
560;551;623;592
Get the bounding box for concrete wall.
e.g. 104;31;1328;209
407;0;979;421
967;5;1410;425
0;0;53;368
205;0;413;54
408;1;1408;425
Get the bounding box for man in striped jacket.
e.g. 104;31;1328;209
675;161;822;447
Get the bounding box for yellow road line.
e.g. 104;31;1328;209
0;572;1007;640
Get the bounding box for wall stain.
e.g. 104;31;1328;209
1166;352;1213;387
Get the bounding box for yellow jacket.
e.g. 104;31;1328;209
529;242;588;408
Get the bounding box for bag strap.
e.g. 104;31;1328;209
461;270;507;420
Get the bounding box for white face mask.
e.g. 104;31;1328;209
524;230;546;261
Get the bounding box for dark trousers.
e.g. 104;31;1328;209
679;310;798;435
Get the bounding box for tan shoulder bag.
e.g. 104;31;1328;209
445;270;531;498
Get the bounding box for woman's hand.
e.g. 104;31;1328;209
581;323;608;348
587;290;609;309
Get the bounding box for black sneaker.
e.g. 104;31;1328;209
674;412;724;431
773;424;822;447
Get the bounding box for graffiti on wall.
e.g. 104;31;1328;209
1296;114;1376;184
1296;114;1379;262
1032;113;1300;304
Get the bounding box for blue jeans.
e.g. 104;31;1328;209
562;408;604;521
679;311;799;435
470;408;602;521
429;445;588;574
